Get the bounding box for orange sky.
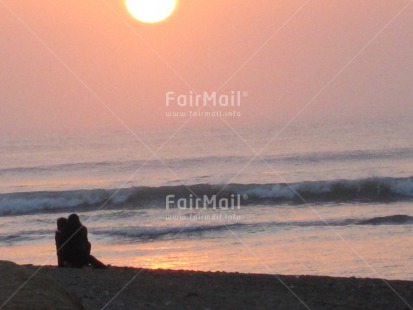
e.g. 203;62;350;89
1;0;412;136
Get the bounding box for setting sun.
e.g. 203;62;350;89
125;0;177;23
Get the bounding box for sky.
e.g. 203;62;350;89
1;0;412;136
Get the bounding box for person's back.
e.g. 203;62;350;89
55;217;68;267
63;214;89;268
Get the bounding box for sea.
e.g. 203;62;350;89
0;118;412;280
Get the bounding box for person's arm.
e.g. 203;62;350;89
55;231;64;267
80;226;91;255
84;226;88;241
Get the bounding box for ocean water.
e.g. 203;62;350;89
0;119;412;280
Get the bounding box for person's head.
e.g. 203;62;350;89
68;213;81;226
56;217;68;231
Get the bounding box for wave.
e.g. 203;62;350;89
0;229;54;244
83;214;413;242
357;214;413;225
277;147;413;164
2;146;412;175
239;177;413;203
1;176;413;216
93;222;247;242
2;214;412;245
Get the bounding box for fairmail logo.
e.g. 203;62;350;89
165;194;243;210
166;91;247;107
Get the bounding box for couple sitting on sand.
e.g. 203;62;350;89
55;213;107;269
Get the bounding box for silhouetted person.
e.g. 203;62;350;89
55;217;68;267
62;214;89;267
60;213;107;269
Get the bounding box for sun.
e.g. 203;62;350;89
125;0;177;24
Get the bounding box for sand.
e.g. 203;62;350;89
1;261;413;310
0;261;82;310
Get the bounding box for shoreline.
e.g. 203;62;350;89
1;261;413;309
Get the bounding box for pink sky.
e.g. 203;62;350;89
1;0;412;135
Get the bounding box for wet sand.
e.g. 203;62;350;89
1;261;413;309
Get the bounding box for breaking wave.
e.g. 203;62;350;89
1;176;412;216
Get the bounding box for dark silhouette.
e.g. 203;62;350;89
55;217;68;267
56;214;107;269
62;213;89;267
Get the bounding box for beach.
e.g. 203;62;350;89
2;1;413;309
1;123;413;282
1;261;413;310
